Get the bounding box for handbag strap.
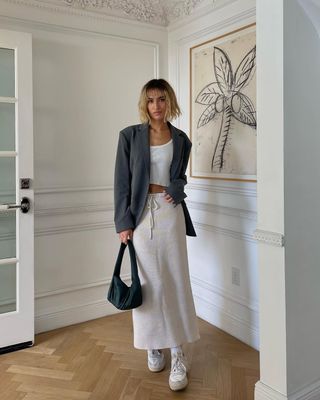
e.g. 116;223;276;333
113;242;127;278
113;240;139;282
127;240;140;282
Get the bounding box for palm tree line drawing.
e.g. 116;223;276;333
195;45;256;172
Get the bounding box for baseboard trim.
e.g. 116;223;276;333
193;287;259;350
35;275;133;333
255;380;320;400
255;382;287;400
290;378;320;400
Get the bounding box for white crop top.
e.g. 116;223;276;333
150;139;173;187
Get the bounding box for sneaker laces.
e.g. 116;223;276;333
171;353;187;375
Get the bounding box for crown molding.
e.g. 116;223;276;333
168;0;255;42
168;0;238;32
0;0;167;31
0;0;217;28
59;0;209;27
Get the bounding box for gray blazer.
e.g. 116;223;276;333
114;121;196;237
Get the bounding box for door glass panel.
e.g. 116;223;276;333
0;103;15;150
0;157;16;259
0;45;18;322
0;213;16;258
0;264;16;314
0;48;15;98
0;157;15;194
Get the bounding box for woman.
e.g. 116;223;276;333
114;79;200;391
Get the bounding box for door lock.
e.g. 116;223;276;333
0;197;31;213
20;178;32;189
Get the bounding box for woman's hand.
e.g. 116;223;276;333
119;229;133;244
163;191;174;204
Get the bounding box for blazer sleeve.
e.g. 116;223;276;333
114;131;135;233
166;137;192;204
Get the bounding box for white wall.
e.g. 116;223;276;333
255;0;287;394
168;0;259;349
255;1;320;398
0;0;168;332
284;0;320;394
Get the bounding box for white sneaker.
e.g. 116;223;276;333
147;349;166;372
169;352;188;391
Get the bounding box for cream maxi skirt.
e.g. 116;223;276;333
132;193;200;350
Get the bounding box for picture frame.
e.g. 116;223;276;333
190;23;256;181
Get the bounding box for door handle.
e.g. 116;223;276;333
0;197;31;214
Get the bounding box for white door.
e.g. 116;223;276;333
0;29;34;352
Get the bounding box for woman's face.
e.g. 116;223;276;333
146;89;167;122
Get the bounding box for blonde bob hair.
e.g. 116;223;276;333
138;79;181;123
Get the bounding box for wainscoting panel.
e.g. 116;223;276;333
33;186;125;333
186;185;258;349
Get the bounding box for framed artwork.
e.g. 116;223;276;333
190;23;256;181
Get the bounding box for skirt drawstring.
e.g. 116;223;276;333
147;196;160;239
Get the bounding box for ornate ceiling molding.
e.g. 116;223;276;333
61;0;215;26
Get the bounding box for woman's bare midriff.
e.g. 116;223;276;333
149;183;166;193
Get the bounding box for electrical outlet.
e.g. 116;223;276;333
232;267;241;286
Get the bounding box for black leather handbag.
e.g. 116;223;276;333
107;240;142;310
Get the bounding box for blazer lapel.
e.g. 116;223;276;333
169;122;184;179
140;123;150;178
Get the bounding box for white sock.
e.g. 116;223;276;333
170;345;182;356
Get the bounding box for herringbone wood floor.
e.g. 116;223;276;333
0;312;259;400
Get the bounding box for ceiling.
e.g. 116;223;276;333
52;0;216;26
